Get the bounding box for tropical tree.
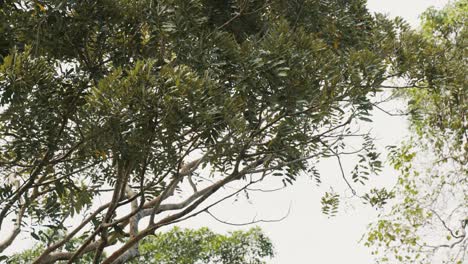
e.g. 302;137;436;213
0;0;413;263
133;227;273;264
7;235;99;264
8;227;273;264
364;1;467;263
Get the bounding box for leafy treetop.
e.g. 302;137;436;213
0;0;416;263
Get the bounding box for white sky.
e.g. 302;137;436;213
2;1;452;263
367;0;450;27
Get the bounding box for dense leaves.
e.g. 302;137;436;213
0;0;418;263
9;227;273;264
133;227;273;264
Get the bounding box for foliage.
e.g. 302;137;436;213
0;0;414;262
320;191;340;217
133;227;273;264
7;230;99;264
8;227;273;264
364;1;467;263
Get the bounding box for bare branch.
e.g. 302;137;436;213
205;203;291;226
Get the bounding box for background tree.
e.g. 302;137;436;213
364;1;467;263
0;0;412;263
6;235;98;264
8;227;273;264
133;227;273;264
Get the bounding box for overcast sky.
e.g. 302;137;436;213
367;0;450;27
2;1;452;263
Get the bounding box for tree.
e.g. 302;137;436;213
8;227;273;264
7;235;98;264
364;1;467;263
0;0;411;263
133;227;273;264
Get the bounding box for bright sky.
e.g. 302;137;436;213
367;0;450;27
2;1;452;263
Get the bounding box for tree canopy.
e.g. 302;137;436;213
364;1;467;263
134;227;273;264
8;227;273;264
0;0;463;263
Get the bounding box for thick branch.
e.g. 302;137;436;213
102;158;266;264
0;204;25;253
